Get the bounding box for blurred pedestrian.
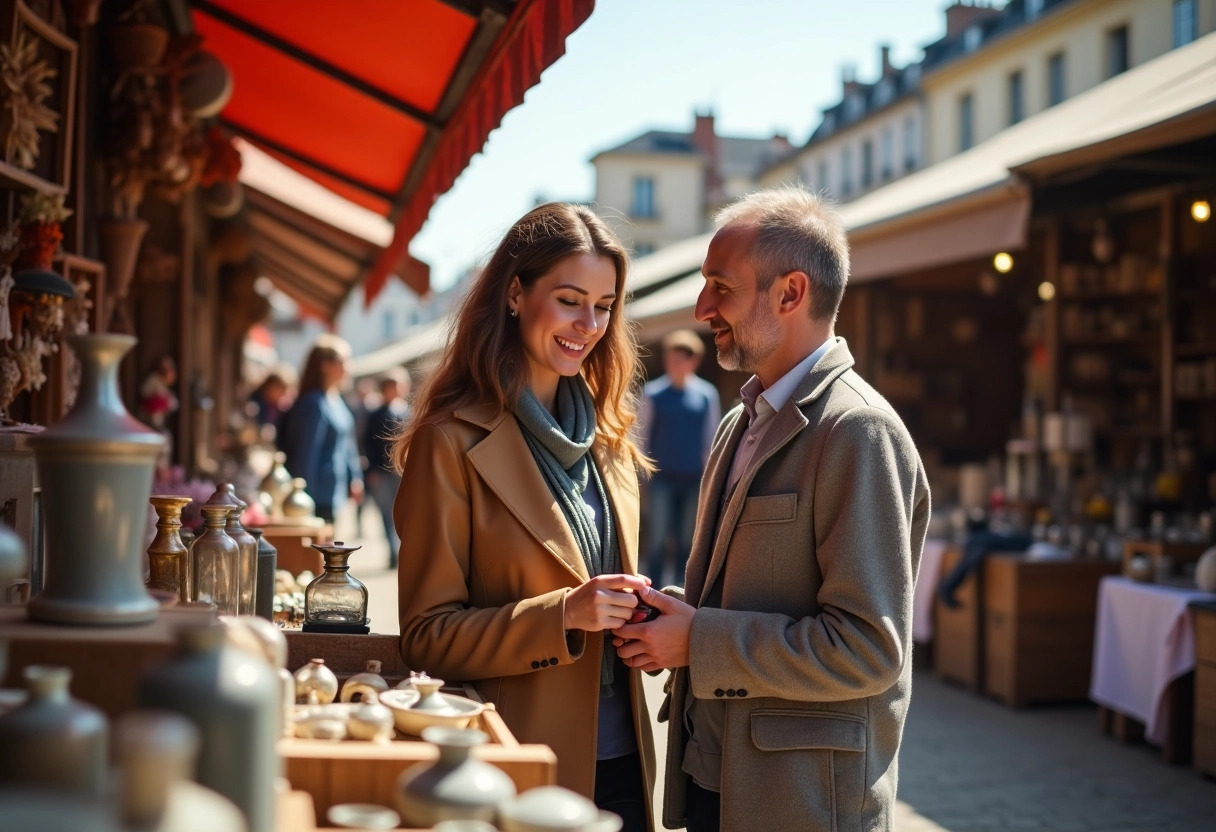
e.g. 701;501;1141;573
279;335;364;524
364;368;410;566
615;186;930;832
639;329;720;585
248;370;290;430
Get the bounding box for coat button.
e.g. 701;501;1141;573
549;657;558;665
726;689;736;697
531;660;540;669
738;689;748;697
714;689;725;697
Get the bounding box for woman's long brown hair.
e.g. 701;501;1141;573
392;203;648;472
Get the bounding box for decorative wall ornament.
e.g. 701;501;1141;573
0;30;59;171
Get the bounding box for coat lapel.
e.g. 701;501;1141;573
695;339;857;606
683;410;747;604
592;443;640;576
463;407;590;582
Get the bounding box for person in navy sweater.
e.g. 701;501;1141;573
639;330;721;585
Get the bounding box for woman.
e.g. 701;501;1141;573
281;334;363;523
393;204;655;830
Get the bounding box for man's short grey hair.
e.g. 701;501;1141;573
715;185;850;322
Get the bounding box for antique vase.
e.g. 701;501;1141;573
147;496;193;603
394;726;516;827
27;334;164;625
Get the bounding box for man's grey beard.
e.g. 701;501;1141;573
715;302;781;374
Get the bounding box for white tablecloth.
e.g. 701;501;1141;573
1089;576;1214;744
912;538;949;643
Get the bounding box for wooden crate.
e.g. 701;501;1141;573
281;704;556;827
932;546;984;692
1194;603;1216;778
983;555;1119;707
284;631;409;682
0;603;218;719
260;522;331;575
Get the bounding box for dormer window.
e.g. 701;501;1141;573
904;63;921;88
1027;0;1044;19
846;94;863;120
875;80;893;106
822;113;836;133
964;25;983;52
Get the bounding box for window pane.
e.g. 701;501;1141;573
1174;0;1197;47
631;177;655;218
1008;71;1024;125
1107;26;1129;77
881;128;894;180
861;140;873;187
1048;52;1066;106
959;93;974;152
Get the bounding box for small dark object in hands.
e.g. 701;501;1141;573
631;598;660;623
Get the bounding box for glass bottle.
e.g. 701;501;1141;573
304;541;367;626
192;505;239;615
204;484;257;615
147;496;193;602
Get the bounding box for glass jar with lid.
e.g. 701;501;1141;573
303;542;367;632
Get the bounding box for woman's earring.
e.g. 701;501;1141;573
509;308;517;318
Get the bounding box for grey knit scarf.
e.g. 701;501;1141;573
513;375;621;697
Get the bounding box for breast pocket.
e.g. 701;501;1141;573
736;493;797;526
749;709;867;832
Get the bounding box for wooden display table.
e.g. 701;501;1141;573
0;603;217;718
933;546;983;692
983;555;1119;707
281;703;556;827
1191;600;1216;778
260;521;332;575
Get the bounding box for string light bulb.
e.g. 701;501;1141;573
1038;281;1056;302
993;252;1014;273
1193;200;1211;223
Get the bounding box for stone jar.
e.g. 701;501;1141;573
27;334;164;625
147;496;193;603
394;726;516;828
0;665;108;796
138;624;279;832
114;710;199;829
247;528;277;621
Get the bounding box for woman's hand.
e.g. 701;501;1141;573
563;574;651;633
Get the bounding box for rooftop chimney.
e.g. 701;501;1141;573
944;1;1000;40
841;63;860;97
879;43;895;78
691;109;722;205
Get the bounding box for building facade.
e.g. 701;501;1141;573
922;0;1216;164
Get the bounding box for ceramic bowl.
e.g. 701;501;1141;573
378;688;482;736
347;702;395;742
327;802;400;830
498;786;618;832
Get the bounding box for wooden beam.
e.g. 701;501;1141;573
193;1;440;129
435;0;516;18
253;238;350;303
220;118;398;204
243;187;378;263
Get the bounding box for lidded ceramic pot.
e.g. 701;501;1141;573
0;665;108;796
205;484;257;616
191;505;239;614
294;657;339;705
258;452;293;518
340;659;389;703
138;624;279;832
304;541;367;626
282;478;316;519
147;496;193;603
27;334;164;625
247;528;278;621
394;726;516;828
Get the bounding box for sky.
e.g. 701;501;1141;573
407;0;969;292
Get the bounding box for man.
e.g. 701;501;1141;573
363;368;410;566
639;329;721;586
616;186;930;832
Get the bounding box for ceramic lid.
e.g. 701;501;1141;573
499;786;599;829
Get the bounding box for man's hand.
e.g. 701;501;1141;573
612;585;694;672
564;574;651;633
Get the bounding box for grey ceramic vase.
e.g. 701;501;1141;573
27;334;164;625
394;726;516;827
0;665;108;796
138;625;279;832
247;528;277;621
114;710;200;830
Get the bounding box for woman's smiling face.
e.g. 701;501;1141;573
509;253;618;410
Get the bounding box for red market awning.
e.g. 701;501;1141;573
189;0;594;311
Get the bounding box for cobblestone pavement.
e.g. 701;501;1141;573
349;507;1216;831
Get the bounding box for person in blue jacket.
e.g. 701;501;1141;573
280;335;364;523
